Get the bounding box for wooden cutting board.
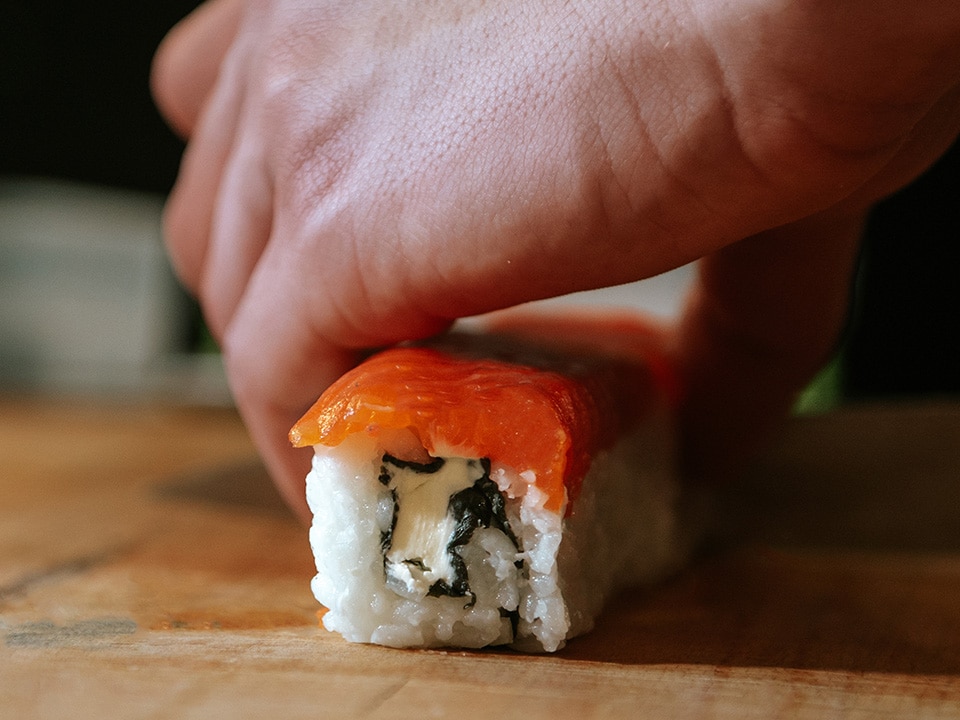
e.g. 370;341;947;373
2;398;960;718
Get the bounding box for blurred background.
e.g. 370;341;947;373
2;1;224;403
1;1;958;408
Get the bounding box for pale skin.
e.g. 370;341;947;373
152;0;960;520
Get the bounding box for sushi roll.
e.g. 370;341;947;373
289;313;690;652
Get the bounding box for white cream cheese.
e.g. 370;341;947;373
381;457;486;598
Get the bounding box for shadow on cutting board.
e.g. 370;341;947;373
559;403;960;674
154;459;293;520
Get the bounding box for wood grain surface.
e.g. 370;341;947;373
2;397;959;718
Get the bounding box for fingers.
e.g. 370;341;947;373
151;0;246;139
225;301;358;522
220;231;452;521
160;14;251;296
672;209;865;484
197;117;275;341
156;0;275;330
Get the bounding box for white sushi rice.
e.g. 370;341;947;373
305;405;685;652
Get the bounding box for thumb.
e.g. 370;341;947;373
673;209;864;483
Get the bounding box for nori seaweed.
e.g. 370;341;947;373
381;453;446;476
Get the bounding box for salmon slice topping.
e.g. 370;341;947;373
290;322;674;514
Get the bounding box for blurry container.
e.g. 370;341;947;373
0;178;228;403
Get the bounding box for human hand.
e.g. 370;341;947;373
153;0;960;518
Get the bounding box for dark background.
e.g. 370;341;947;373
2;2;957;398
1;1;196;194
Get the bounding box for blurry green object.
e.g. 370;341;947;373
794;352;845;415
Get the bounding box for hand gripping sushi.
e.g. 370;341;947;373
289;314;691;652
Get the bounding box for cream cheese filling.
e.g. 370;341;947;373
381;457;487;598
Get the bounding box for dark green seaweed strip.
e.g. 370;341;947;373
381;453;445;474
443;468;523;606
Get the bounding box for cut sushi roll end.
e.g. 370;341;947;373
291;319;693;652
